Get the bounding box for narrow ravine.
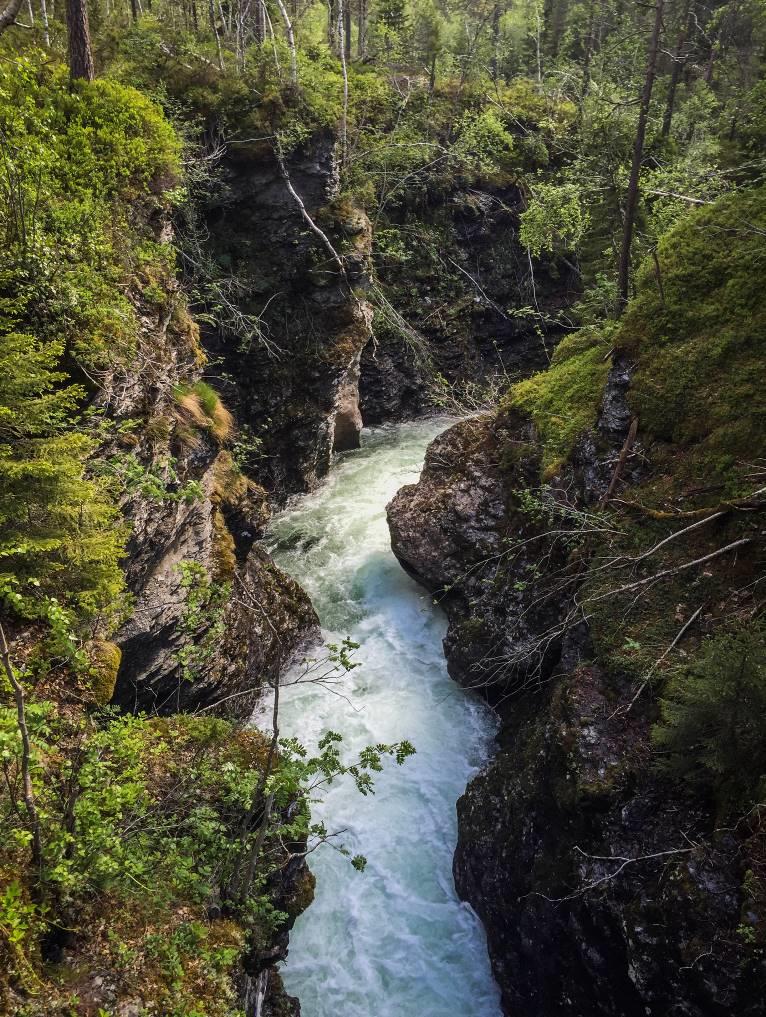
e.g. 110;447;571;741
263;419;502;1017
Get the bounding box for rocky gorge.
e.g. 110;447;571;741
100;141;766;1017
2;16;766;1013
387;189;766;1015
99;122;581;1014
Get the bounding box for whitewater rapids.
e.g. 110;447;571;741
264;419;501;1017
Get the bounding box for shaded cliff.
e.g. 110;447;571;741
361;183;578;424
200;134;373;497
387;188;766;1016
103;171;319;721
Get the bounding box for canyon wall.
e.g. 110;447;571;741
387;188;766;1017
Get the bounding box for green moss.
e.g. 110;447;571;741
190;380;220;418
503;329;612;476
456;617;488;641
285;866;316;920
621;185;766;493
211;510;237;583
86;640;123;705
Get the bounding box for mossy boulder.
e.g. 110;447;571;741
85;639;123;706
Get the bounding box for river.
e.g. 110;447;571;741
264;418;502;1017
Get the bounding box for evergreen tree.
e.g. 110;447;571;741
653;625;766;810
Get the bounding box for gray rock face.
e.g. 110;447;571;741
361;185;578;424
331;349;364;452
387;412;765;1017
115;472;319;717
109;354;318;719
99;171;325;718
202;133;373;498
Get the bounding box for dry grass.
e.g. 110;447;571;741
173;384;234;444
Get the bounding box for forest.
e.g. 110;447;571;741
0;0;764;1013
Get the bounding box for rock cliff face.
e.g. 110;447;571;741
387;406;765;1017
103;223;319;720
361;185;577;423
97;204;320;1015
114;130;377;719
202;134;373;497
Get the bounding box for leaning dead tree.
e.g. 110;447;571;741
0;0;24;34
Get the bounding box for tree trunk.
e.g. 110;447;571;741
338;0;349;163
343;0;351;60
357;0;367;59
254;0;264;43
209;0;224;67
490;3;500;80
704;44;716;84
66;0;95;81
0;0;24;33
39;0;50;44
275;0;297;84
616;0;664;313
661;0;691;139
327;0;337;52
534;0;543;81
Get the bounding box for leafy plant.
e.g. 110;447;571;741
175;561;230;683
652;624;766;809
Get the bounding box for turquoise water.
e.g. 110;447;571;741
264;419;501;1017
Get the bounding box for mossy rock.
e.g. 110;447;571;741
86;640;122;706
285;866;316;920
502;328;612;477
211;451;249;506
212;510;237;583
621;185;766;494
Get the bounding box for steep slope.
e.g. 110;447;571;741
0;60;316;1016
388;187;766;1016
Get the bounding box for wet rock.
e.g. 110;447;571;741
386;412;766;1017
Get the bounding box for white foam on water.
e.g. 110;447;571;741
263;419;502;1017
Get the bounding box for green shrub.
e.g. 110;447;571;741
0;53;183;374
0;333;126;623
0;54;188;628
652;624;766;810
